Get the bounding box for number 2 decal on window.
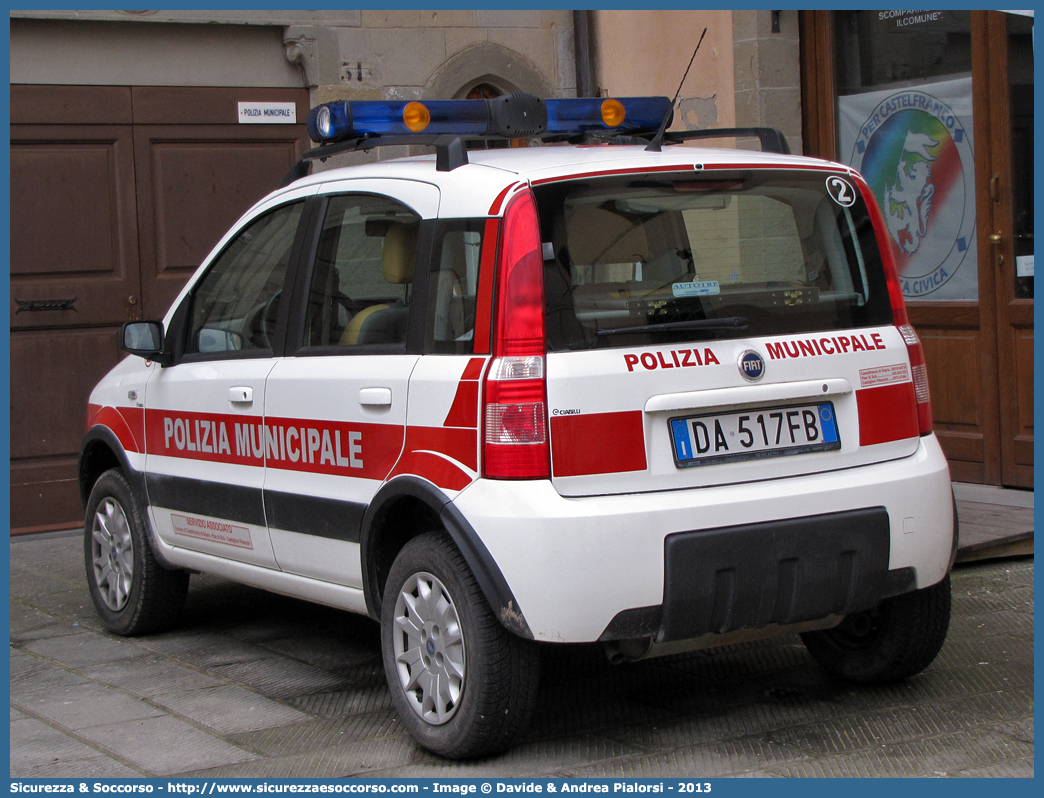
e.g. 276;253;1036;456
826;176;856;207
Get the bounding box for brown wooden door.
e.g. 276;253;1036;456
130;87;313;319
800;10;1033;488
11;87;140;532
10;85;310;533
981;11;1034;488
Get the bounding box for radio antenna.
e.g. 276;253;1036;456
645;27;708;152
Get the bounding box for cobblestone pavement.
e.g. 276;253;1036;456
10;531;1033;778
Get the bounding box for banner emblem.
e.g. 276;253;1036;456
841;79;977;299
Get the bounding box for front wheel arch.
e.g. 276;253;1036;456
80;427;134;508
84;468;190;636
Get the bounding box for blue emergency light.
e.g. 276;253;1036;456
306;95;673;145
544;97;672;134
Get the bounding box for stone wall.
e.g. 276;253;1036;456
10;9;576;104
732;10;803;154
590;10;736;132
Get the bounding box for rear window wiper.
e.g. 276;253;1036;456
595;316;749;336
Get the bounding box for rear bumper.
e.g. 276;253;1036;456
451;434;954;643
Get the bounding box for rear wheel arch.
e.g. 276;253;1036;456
360;476;532;638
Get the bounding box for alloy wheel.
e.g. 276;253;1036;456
392;571;466;724
91;497;135;611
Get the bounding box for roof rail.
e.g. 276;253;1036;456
663;127;791;155
281;134;469;186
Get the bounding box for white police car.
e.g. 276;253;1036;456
81;95;956;758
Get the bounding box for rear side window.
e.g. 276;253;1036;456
534;170;893;352
424;220;487;354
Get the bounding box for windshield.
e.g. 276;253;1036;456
534;169;894;352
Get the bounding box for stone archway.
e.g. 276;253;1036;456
423;42;556;101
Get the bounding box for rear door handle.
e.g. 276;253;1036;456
359;387;392;407
229;387;253;404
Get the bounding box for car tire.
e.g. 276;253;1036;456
84;468;190;636
380;532;540;759
800;574;951;684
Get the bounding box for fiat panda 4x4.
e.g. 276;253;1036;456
81;95;956;758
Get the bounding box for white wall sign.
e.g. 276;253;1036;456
1016;255;1034;277
238;102;297;124
839;77;978;301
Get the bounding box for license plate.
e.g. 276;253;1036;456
670;402;840;467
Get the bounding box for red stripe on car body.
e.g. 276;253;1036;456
550;410;647;477
856;383;919;446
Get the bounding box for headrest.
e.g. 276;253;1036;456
567;204;649;265
440;233;468;279
382;223;418;284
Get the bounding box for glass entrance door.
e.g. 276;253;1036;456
987;11;1034;487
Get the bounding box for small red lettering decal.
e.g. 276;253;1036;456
624;354;639;372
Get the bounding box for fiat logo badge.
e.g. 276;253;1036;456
738;350;765;381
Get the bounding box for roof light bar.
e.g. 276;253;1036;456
305;95;675;146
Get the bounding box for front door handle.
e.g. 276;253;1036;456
229;387;253;404
359;387;392;407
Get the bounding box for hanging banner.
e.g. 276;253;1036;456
839;76;977;301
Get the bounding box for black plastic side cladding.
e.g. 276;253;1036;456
359;476;533;639
439;501;533;639
79;426;181;572
947;490;960;573
80;426;135;507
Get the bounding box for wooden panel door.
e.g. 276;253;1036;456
10;85;311;533
131;87;312;319
11;87;141;532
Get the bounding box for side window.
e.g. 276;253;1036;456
302;195;420;349
186;202;304;355
425;220;486;354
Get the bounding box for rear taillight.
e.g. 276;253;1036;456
856;176;933;436
899;323;933;434
482;189;550;478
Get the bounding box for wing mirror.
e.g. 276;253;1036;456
121;321;172;366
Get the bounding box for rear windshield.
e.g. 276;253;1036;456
533;170;894;352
